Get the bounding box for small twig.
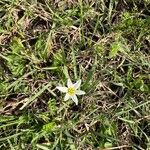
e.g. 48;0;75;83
102;145;131;150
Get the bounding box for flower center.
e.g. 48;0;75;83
67;87;76;95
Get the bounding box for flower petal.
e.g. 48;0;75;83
56;86;67;93
67;78;73;87
73;79;81;89
71;95;78;105
64;93;70;101
76;90;85;95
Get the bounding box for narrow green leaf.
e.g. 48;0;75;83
20;82;52;110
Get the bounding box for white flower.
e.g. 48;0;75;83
56;79;85;105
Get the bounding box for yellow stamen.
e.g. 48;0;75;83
67;87;76;95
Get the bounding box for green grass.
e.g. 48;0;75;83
0;0;150;149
